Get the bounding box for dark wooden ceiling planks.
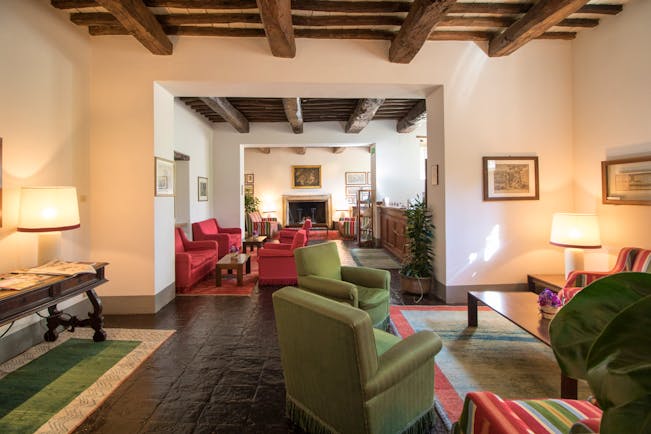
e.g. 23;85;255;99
52;0;625;62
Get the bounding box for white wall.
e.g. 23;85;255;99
0;0;91;329
82;30;578;308
174;100;214;224
244;145;372;220
573;0;651;263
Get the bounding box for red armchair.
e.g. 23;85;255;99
192;218;242;259
559;247;649;301
174;228;218;292
279;218;312;244
258;230;307;285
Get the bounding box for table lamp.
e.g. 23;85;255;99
17;186;80;265
549;212;601;278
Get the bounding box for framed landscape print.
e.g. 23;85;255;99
345;171;366;185
292;165;321;189
602;155;651;205
483;156;539;201
198;177;208;201
154;157;175;197
244;173;254;184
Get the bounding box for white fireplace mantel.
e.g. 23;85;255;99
282;194;332;227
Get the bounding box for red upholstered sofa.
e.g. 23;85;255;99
279;218;312;244
192;218;242;259
258;230;307;285
174;228;218;292
559;247;651;301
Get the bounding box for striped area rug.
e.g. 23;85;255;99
0;328;174;434
390;305;591;427
350;248;401;269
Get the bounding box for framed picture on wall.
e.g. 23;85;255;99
346;195;356;205
345;171;366;185
198;177;208;201
482;156;539;201
154;157;175;197
292;165;321;189
244;173;254;184
602;155;651;205
345;185;361;196
244;184;254;197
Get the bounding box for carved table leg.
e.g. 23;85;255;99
86;288;106;342
468;293;478;327
44;305;61;342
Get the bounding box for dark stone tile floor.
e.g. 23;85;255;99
73;241;448;434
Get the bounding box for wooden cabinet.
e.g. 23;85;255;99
356;189;374;247
379;206;408;261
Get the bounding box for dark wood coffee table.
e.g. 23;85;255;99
243;235;267;253
216;254;250;286
467;290;578;399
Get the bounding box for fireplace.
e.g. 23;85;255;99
282;194;332;227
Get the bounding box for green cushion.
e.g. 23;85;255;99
357;285;390;309
374;329;400;356
294;242;342;281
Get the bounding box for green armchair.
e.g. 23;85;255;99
273;286;443;434
294;241;391;329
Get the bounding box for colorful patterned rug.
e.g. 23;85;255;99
350;248;401;269
0;328;174;433
390;305;591;428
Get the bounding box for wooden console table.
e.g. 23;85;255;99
0;263;108;342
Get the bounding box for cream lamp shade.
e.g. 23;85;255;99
550;213;601;278
17;186;80;265
17;186;80;232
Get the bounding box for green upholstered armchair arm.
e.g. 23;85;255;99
297;275;358;306
364;331;442;399
341;266;390;290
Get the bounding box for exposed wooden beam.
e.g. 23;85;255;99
282;98;303;134
294;147;306;155
94;0;172;55
345;98;385;133
489;0;590;57
256;0;295;58
332;147;346;154
200;97;250;133
389;0;457;64
258;147;271;154
52;0;624;17
397;100;426;133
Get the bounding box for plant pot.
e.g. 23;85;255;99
540;305;560;320
399;273;431;295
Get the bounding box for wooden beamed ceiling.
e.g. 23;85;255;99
180;97;426;135
52;0;624;63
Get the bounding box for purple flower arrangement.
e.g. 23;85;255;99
229;245;239;254
538;288;562;308
252;230;259;237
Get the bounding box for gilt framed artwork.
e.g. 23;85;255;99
154;157;175;197
292;165;321;189
198;177;208;201
483;156;539;201
345;171;366;185
602;155;651;205
244;173;254;184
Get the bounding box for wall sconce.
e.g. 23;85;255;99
17;186;80;265
550;212;601;278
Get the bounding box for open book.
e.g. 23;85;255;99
23;260;96;276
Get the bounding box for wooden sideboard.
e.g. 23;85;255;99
379;206;408;261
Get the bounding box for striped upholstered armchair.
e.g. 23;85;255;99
338;217;357;240
246;211;280;237
559;247;650;301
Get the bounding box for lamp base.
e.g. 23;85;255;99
564;247;585;279
38;232;62;265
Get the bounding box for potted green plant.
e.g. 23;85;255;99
550;272;651;433
399;195;434;295
244;193;260;214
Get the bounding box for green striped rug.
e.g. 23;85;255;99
0;328;174;434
